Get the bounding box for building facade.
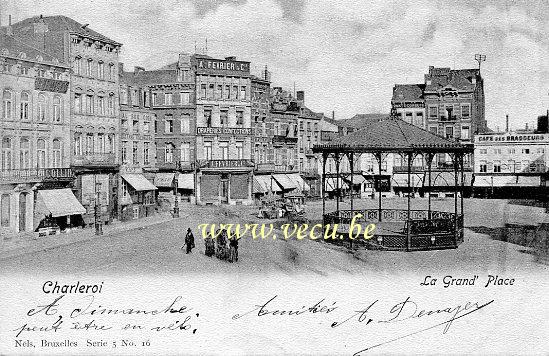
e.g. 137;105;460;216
194;55;254;205
1;30;74;236
11;15;123;226
473;130;549;198
118;65;158;220
297;93;323;197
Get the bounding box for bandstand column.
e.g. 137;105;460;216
349;152;354;216
460;154;465;216
335;153;340;215
453;153;459;246
406;152;412;251
427;152;433;219
376;152;383;222
322;153;327;218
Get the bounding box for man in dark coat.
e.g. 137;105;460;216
184;228;195;254
229;235;239;262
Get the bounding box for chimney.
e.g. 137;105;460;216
505;115;509;132
296;90;305;104
5;15;13;36
332;111;335;120
525;123;529;130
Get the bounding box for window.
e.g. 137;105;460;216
53;96;61;122
109;63;115;80
224;85;230;99
208;84;214;99
121;118;128;132
53;72;62;80
180;92;190;105
461;104;470;118
143;120;150;134
131;89;138;106
52;139;61;167
164;115;174;133
152;93;158;106
108;94;115;115
429;105;438;118
107;134;114;153
205;110;212;127
38;93;46;121
165;144;174;163
98;61;104;79
133;141;139;164
121;141;128;163
74;135;82;155
405;112;413;123
508;160;515;173
20;66;29;75
87;59;93;77
19;138;30;169
522;160;530;171
220;110;228;127
20;92;30;120
493;148;502;155
74;57;82;75
508;148;515;154
97;134;105;153
37;139;46;168
429;126;438;135
143;91;150;107
98;96;105;115
232;85;238;100
479;149;487;154
86;94;94;114
204;141;212;160
201;84;207;99
181;114;190;133
537;148;545;154
164;93;173;105
236;141;243;159
3;90;13;120
121;180;128;199
493;160;501;173
445;126;453;139
220;141;229;160
479;161;487;173
85;134;94;154
236;111;244;127
132;119;139;133
240;86;246;100
1;137;13;170
180;143;190;163
522;148;530;154
216;85;222;100
1;194;10;227
461;126;469;140
143;142;150;165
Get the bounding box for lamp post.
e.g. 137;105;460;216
95;182;103;235
173;173;180;218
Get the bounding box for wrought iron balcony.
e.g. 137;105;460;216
0;168;74;183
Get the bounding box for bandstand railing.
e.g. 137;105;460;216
323;209;464;251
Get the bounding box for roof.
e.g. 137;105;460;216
338;114;388;129
0;32;66;66
121;69;177;85
313;116;471;153
392;84;425;102
11;15;121;46
424;68;479;92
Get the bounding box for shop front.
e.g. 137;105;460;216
34;188;86;236
119;174;158;221
196;160;254;205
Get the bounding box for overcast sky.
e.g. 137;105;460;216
2;0;548;130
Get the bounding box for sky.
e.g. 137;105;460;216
2;0;548;131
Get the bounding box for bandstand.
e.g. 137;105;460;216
312;117;473;251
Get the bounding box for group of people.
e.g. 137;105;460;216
183;227;239;263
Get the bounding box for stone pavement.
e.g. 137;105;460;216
0;212;175;261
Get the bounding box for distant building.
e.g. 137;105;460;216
0;30;75;236
11;15;123;226
391;84;426;129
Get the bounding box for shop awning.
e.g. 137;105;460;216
392;173;423;187
272;174;298;190
324;178;349;192
345;175;366;185
154;173;175;187
474;175;541;187
253;175;281;193
178;173;194;190
288;173;310;192
38;189;86;217
122;174;158;191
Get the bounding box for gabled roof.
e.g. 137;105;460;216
12;15;121;46
392;84;425;101
0;32;66;66
313;117;470;153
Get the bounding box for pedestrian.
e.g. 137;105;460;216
216;228;228;260
204;235;215;257
228;235;239;263
184;228;195;254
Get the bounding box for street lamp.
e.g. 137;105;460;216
95;182;103;235
173;173;180;218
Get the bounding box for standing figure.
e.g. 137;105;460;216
204;235;215;257
216;229;228;260
228;235;239;263
184;228;195;254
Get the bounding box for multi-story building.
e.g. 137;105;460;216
473;129;549;199
118;64;158;220
1;30;76;237
129;54;196;208
391;84;426;129
251;72;272;169
194;55;254;205
11;15;123;226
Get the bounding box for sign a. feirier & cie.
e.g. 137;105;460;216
197;58;250;73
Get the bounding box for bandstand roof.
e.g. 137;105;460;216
313;117;472;154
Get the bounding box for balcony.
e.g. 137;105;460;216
156;161;195;171
72;153;116;167
0;168;74;183
272;135;299;145
255;163;298;173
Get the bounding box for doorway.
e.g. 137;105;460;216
19;192;27;232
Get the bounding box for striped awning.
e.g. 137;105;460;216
177;173;194;189
253;175;282;193
272;174;298;190
288;173;310;192
154;173;175;187
474;175;541;187
37;189;86;217
122;174;158;191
